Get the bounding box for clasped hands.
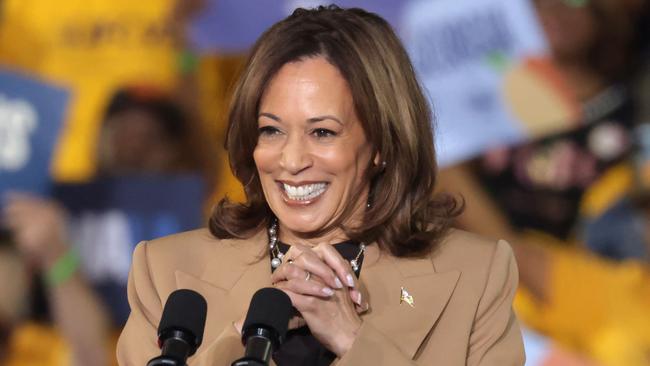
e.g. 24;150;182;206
238;243;369;357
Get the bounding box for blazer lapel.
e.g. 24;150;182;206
174;231;460;360
175;230;272;347
361;252;460;359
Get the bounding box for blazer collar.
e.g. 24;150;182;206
175;231;460;361
175;229;272;346
360;249;460;359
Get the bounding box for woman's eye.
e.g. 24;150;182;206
258;126;281;136
312;128;337;138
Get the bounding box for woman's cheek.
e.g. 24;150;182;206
253;145;275;171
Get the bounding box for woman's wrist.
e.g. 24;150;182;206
40;241;69;270
44;247;81;287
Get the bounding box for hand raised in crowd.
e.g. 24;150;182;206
269;243;369;357
1;192;70;270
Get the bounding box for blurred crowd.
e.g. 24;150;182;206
441;0;650;365
0;0;650;365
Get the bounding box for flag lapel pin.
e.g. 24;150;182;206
400;287;415;307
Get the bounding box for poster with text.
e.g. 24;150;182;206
0;70;69;198
52;175;205;325
401;0;579;166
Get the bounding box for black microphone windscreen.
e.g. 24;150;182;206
243;288;292;343
158;289;208;348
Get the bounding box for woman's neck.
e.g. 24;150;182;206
278;226;350;247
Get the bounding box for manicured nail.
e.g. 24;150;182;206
322;287;334;296
334;278;343;289
350;290;361;305
346;274;355;287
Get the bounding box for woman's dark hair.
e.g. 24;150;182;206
209;5;462;258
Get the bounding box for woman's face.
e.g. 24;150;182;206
253;57;374;243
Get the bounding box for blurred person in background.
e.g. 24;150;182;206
442;0;641;248
97;86;206;177
0;244;29;364
1;195;109;366
0;86;208;366
439;0;650;364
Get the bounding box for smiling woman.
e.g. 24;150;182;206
117;5;525;366
253;57;375;243
210;6;461;257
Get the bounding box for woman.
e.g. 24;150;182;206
117;6;524;365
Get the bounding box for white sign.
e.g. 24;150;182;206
401;0;574;166
0;95;37;171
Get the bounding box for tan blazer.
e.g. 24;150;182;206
116;228;525;365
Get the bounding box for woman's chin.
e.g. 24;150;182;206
277;216;327;236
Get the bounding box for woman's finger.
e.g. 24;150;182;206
349;288;369;313
348;288;362;306
271;262;335;297
313;243;358;288
274;285;319;313
274;276;334;298
270;258;307;283
284;245;343;289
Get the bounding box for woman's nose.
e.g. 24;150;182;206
279;135;312;174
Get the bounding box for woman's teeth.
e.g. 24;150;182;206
283;183;328;201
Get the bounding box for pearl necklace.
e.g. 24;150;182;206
268;219;366;271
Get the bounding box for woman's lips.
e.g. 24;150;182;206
277;181;329;206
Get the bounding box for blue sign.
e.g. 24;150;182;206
52;174;206;325
0;70;69;197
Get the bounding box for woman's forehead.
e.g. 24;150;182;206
259;58;357;122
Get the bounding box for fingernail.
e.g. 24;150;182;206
334;278;343;289
322;287;334;296
346;274;355;287
357;292;363;305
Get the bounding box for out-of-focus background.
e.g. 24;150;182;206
0;0;648;365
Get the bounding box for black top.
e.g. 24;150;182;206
270;240;364;366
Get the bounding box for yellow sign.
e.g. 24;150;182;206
0;0;177;182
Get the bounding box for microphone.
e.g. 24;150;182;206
231;288;292;366
147;289;208;366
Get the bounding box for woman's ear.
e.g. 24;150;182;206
373;152;386;172
373;152;381;167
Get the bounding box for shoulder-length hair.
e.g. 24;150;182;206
209;5;462;258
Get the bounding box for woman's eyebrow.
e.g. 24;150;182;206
258;113;343;126
258;112;281;121
307;115;343;125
